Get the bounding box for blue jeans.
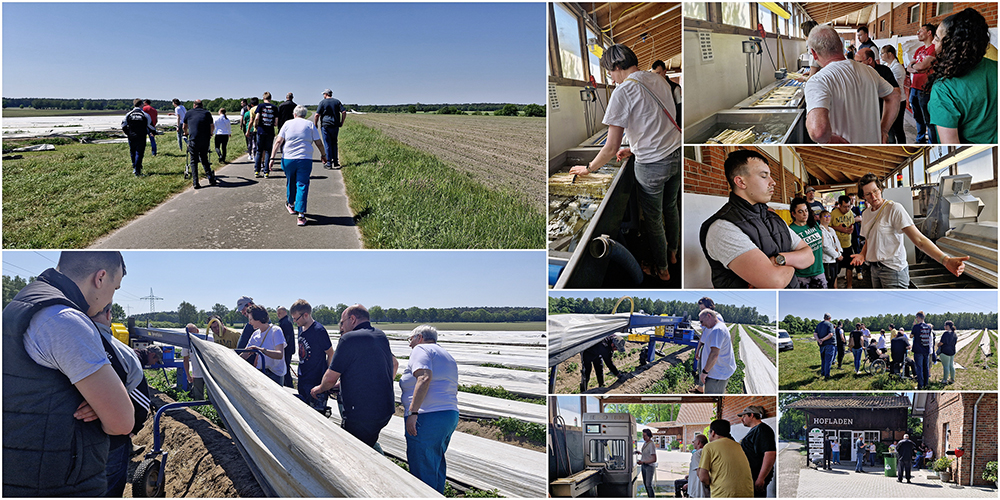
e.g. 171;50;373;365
255;132;274;173
909;88;934;143
870;263;909;288
321;125;340;166
177;129;187;150
832;451;840;463
405;410;459;493
855;451;865;471
283;158;313;214
913;352;931;388
104;441;130;497
852;347;863;372
148;131;157;155
634;148;681;271
820;344;835;377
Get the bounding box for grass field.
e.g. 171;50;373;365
3;131;247;248
339;119;544;248
349;113;545;213
778;330;997;391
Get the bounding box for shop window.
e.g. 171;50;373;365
554;4;584;80
880;20;886;33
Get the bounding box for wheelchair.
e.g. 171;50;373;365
861;344;889;375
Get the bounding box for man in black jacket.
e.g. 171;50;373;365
699;150;814;288
122;98;154;176
2;251;133;496
276;306;296;387
895;434;915;483
183;99;217;189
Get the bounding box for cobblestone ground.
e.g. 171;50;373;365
794;461;998;497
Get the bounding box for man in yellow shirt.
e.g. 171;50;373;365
830;195;856;288
698;419;753;498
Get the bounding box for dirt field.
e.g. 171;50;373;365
126;389;541;497
553;344;696;394
350;113;545;213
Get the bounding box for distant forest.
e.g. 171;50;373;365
2;97;542;115
780;312;998;336
548;296;770;325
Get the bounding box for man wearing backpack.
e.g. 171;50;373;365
121;98;154;177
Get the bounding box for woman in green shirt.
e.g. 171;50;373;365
927;7;997;144
788;197;827;288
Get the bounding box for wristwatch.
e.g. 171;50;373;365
775;254;786;266
702;369;710;375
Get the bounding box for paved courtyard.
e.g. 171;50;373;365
793;462;997;498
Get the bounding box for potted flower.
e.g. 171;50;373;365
933;457;954;483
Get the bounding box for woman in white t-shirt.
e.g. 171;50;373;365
569;44;682;282
851;173;968;288
241;304;286;385
399;325;459;493
213;109;231;162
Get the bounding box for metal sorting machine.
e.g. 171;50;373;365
548;144;646;288
549;412;638;497
688;78;807;144
912;174;998;288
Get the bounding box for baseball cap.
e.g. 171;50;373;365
737;405;765;417
236;296;253;311
323;88;333;95
805;186;816;193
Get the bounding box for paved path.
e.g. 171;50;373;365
736;324;777;394
91;149;362;249
794;461;998;497
778;440;806;498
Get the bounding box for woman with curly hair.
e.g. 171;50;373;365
927;7;998;143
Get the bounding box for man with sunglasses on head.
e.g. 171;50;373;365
235;296;256;349
289;300;334;413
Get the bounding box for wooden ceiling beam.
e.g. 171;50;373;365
797;152;895;176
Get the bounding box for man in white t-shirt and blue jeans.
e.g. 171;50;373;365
804;25;899;143
697;309;737;394
569;44;681;282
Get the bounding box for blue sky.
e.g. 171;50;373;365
549;290;777;320
2;3;545;105
3;250;546;314
779;290;998;319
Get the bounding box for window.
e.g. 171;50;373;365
554;4;584;80
758;4;773;33
587;28;604;84
913;155;926;184
880;20;886;33
684;145;703;163
944;423;950;451
723;2;752;29
937;2;954;16
901;165;911;187
909;5;920;24
955;148;994;184
684;2;708;21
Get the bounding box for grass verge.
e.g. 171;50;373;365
387;457;502;497
743;325;777;365
3;131;247;248
338;121;544;248
728;325;747;393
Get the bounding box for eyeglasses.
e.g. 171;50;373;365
292;314;304;323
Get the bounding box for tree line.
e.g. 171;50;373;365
548;296;769;325
130;302;545;328
3;97;545;116
780;311;998;337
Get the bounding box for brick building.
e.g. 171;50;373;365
787;395;911;462
916;392;998;486
684;146;807;203
867;2;998;39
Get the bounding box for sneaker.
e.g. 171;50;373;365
264;171;270;178
286;203;296;215
323;163;333;170
255;171;262;178
193;181;201;189
208;173;217;186
297;215;306;226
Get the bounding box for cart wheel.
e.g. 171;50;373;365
872;359;887;375
132;458;164;497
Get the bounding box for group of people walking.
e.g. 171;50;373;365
123;89;348;226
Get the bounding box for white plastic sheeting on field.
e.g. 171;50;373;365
548;314;631;367
391;386;546;424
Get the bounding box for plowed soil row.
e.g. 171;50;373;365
351;114;545;212
553;343;695;394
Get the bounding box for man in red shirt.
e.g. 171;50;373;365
141;99;159;156
906;23;937;143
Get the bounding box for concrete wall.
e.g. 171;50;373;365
684;31;807;127
548;83;608;159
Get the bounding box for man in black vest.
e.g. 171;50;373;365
183;99;218;189
3;251;134;496
122;98;154;177
699;150;814;288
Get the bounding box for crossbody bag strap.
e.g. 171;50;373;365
624;77;682;133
